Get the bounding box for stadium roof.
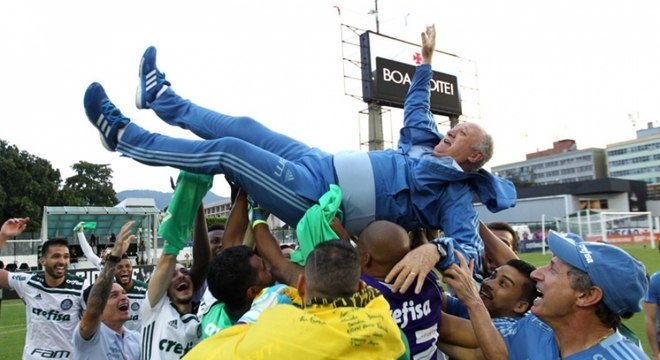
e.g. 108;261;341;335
42;205;161;243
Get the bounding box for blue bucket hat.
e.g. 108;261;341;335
547;230;648;315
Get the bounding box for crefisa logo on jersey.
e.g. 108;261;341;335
60;299;73;311
131;302;140;311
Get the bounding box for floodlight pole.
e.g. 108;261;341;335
366;0;383;151
374;0;380;33
368;103;384;150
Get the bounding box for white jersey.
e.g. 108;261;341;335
9;272;87;360
140;291;201;359
72;322;140;360
124;279;148;332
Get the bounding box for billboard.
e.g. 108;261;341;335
360;30;462;116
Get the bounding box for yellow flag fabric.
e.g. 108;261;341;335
183;295;407;360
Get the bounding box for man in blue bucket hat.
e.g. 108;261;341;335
444;230;649;359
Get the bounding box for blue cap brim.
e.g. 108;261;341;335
547;230;587;272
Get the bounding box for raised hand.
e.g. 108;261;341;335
421;24;436;64
111;220;136;258
442;251;480;306
0;217;30;245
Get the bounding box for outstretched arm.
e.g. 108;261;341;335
156;170;213;303
223;187;249;249
645;300;660;359
249;196;303;286
253;223;302;287
79;221;135;340
148;253;177;307
479;221;518;268
438;311;485;359
421;24;435;65
399;24;441;150
190;204;210;291
76;226;102;270
444;252;509;360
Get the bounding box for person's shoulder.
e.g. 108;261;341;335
145;289;169;311
597;331;647;359
519;313;553;332
63;273;87;289
493;316;522;337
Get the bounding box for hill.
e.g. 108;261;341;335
117;190;226;210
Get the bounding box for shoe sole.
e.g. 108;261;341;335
136;51;148;109
99;133;114;152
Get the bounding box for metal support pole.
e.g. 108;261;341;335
368;103;384;150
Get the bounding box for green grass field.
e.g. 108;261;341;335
0;298;28;359
0;244;657;358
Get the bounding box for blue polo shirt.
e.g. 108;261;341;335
497;314;647;359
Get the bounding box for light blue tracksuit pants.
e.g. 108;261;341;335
117;88;337;227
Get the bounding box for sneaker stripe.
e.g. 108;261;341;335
94;114;114;143
96;114;108;133
145;70;158;91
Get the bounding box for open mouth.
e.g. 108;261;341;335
536;286;544;298
175;282;189;291
118;302;130;311
479;287;492;300
533;287;544;306
119;274;130;282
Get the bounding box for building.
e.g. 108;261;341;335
607;122;660;199
204;198;233;218
203;198;288;237
491;141;607;186
474;178;651;250
480;128;660;251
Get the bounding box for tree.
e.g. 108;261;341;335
0;140;62;232
62;161;117;206
0;141;119;233
206;215;227;228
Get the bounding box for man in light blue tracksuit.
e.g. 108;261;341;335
83;25;516;277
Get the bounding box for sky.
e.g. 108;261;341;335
2;1;660;198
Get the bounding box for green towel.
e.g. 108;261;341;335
73;221;97;232
159;171;213;255
291;184;343;266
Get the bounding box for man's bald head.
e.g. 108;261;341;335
433;122;493;171
357;221;410;278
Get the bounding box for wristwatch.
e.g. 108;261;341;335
432;240;447;260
